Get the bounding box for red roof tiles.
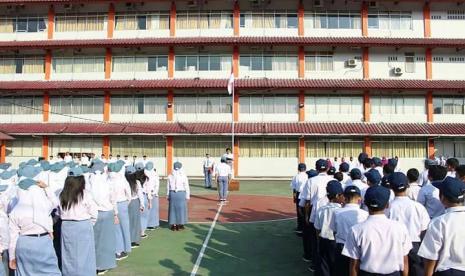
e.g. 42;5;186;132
0;132;14;140
2;122;465;136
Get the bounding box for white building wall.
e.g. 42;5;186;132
173;157;204;177
370;48;426;79
49;113;103;123
432;49;465;80
51;72;106;81
433;115;465;124
239;113;298;122
175;113;232;122
239;70;298;79
0;74;44;81
371;114;427;123
111;114;167;123
430;3;465;38
0;114;42;123
0;32;47;41
239;157;298;177
147;157;167;176
174;71;230;79
111;71;168;80
113;30;170;39
304;50;363;79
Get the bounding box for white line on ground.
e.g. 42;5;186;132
190;202;224;276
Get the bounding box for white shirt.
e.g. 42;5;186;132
307;173;334;223
203;158;215;169
215;163;232;177
89;172;117;214
0;197;8;253
80;156;90;166
342;214;412;274
374;166;383;177
418;206;465;272
290;172;309;193
446;171;456;178
417;183;445;218
222;153;233;161
340;173;351;188
314;202;341;240
64;155;72;163
48;169;68;197
109;172;131;203
330;203;368;244
167;170;190;199
407;183;421;201
130;180;145;209
144;169;160;198
59;190;98;223
388;196;430;242
418;169;429;187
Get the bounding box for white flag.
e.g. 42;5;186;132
227;71;234;95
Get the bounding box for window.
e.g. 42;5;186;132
55;14;106;32
433;97;465;115
53;57;105;73
306;95;363;115
240;54;297;71
0;96;42;114
405;53;415;73
0;57;44;74
239;12;298;28
305;52;334;71
112;56;168;72
177;12;232;29
174;137;231;157
5;137;42;158
305;139;364;158
240;95;298;114
447;10;465;20
435;139;465;158
111;137;165;157
50;137;103;157
372;139;426;158
0;16;46;33
449;57;465;62
50;96;104;114
239;138;298;158
368;11;412;30
433;57;444;62
111;95;166;114
175;95;232;114
115;13;169;30
305;11;361;29
371;96;425;115
175;55;231;71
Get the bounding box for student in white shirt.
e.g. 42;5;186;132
126;164;144;248
418;165;447;218
445;158;459;178
137;162;152;238
167;162;190;231
342;185;412;276
301;169;318;264
203;154;215;189
338;162;352;188
372;157;384;177
80;153;90;167
387;172;430;276
418;177;465;276
329;185;368;276
59;167;98;276
0;184;10;276
314;180;344;276
144;162;160;230
215;158;232;202
349;168;368;194
418;159;435;187
63;152;72;163
290;163;308;234
406;169;421;201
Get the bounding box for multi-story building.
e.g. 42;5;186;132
1;0;465;177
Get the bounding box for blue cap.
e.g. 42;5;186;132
344;185;361;196
18;161;26;168
80;165;90;174
174;161;182;170
339;162;350;172
50;162;65;173
433;176;465;201
306;169;318;178
116;160;125;166
145;161;154;171
372;157;382;166
0;169;17;180
126;165;136;174
326;180;343;196
40;160;51;171
66;161;77;168
364;169;381;185
381;175;390;188
68;167;84;177
135;162;145;171
315;159;327;170
18;178;37;190
0;163;11;170
26;159;39;166
350;168;362;179
0;185;8;192
388;172;409;191
298;163;307;171
18;165;42;178
328;166;336;175
108;162;123;173
364;186;391;209
91;162;105;174
358;152;368;163
388;158;398;168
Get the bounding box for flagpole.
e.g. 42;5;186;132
231;81;235;179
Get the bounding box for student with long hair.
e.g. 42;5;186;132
167;162;190;231
59;167;98;276
125;165;144;248
138;162;152;238
145;162;160;231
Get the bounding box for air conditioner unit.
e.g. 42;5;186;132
346;59;358;67
393;67;403;76
368;1;378;8
314;0;324;8
187;0;198;8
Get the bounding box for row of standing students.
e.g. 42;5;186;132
0;158;161;276
291;155;465;276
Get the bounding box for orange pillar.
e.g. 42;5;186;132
42;136;49;159
363;90;370;122
361;1;368;37
0;141;5;163
47;5;54;39
170;2;176;37
298;137;305;163
298;1;304;36
298;46;305;78
105;48;112;79
426;48;432;80
102;136;110;158
233;46;239;78
166;136;173;175
428;138;435;159
233;1;240;36
426;91;433;123
104;91;111;122
43;92;50;122
168;47;174;78
233;90;239;122
45;50;52;80
363;47;369;79
423;2;431;38
167;90;174;122
107;3;115;38
233;138;239;177
298;90;305;121
364;137;372;157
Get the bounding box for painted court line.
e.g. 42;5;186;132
190;202;224;276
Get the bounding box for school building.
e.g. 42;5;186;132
1;0;465;177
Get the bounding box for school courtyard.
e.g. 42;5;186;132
107;180;308;276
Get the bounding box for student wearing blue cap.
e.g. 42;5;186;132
8;177;60;276
338;162;351;188
387;172;430;276
342;185;412;276
418;165;447;218
144;162;160;231
406;169;421;201
290;163;308;234
372;157;383;176
167;162;190;231
300;169;318;264
125;164;144;247
350;168;368;194
138;161;153;237
330;185;368;276
418;177;465;276
314;180;344;276
59;167;99;276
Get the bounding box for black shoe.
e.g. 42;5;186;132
116;252;128;261
294;229;303;234
307;266;315;272
141;234;148;239
302;256;311;262
131;242;140;248
97;269;108;275
147;227;155;231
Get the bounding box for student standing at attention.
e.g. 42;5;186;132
342;185;412;276
203;154;215;189
290;163;308;234
167;162;190;231
418;177;465;276
145;162;160;230
215;158;232;203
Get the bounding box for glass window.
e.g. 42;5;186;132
287;14;298;28
15;18;28;32
209;56;221;71
147;57;157;71
251;56;262;70
405;53;415;73
175;56;186;71
137;15;147;30
157;56;167;70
